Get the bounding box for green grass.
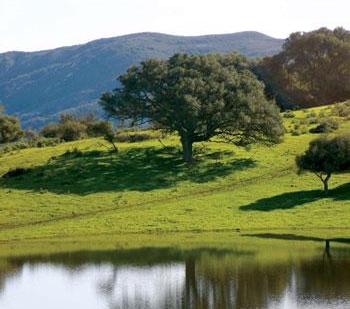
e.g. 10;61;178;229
0;104;349;252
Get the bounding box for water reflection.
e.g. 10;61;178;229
0;246;349;308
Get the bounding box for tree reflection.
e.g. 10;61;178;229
0;245;349;308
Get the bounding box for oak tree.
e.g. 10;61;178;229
296;134;350;195
257;27;350;108
100;53;284;162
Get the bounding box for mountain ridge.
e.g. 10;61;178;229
0;31;284;128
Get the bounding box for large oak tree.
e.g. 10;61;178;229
100;53;284;162
256;27;350;109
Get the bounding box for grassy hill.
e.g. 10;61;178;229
0;32;283;128
0;103;349;252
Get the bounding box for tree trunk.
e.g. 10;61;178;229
181;136;193;163
321;173;331;196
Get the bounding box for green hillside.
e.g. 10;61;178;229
0;103;349;252
0;32;283;128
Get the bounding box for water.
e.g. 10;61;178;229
0;244;349;308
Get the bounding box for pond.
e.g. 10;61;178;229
0;240;349;308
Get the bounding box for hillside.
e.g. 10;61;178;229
0;103;349;247
0;32;284;128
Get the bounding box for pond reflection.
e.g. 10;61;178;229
0;245;349;309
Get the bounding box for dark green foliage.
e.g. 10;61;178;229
40;123;61;138
296;134;350;194
0;107;23;143
40;113;113;142
59;121;87;142
257;27;350;108
100;53;284;162
115;133;154;143
0;32;283;128
309;118;339;134
86;121;113;137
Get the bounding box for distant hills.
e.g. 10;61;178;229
0;32;284;128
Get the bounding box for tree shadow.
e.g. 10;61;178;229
0;146;256;195
239;182;350;212
331;182;350;201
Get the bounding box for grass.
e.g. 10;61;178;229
0;104;349;253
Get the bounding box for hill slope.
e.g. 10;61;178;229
0;103;349;244
0;32;284;128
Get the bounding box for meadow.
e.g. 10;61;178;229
0;103;349;254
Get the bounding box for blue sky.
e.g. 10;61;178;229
0;0;349;52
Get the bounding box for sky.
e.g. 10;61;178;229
0;0;349;53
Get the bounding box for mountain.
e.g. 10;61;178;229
0;32;284;128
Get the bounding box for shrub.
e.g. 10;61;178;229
115;132;153;142
309;118;339;134
308;118;319;125
59;121;87;141
290;129;301;136
35;138;61;148
306;112;317;118
0;113;23;143
283;110;295;118
86;121;114;137
40;123;60;138
331;101;350;117
40;113;114;141
0;137;61;154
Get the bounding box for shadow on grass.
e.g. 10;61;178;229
1;146;256;195
239;182;350;212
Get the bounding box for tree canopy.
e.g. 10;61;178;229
296;134;350;195
100;53;284;162
256;27;350;109
0;105;22;144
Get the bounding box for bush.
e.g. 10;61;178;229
0;113;23;143
40;113;114;141
0;137;61;154
331;101;350;117
86;121;114;137
59;121;87;141
309;118;339;134
290;129;301;136
300;125;308;134
115;132;154;142
40;123;60;138
35;138;60;148
308;118;319;125
283;110;295;118
306;112;317;118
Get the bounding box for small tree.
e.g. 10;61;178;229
100;53;284;163
296;134;350;195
